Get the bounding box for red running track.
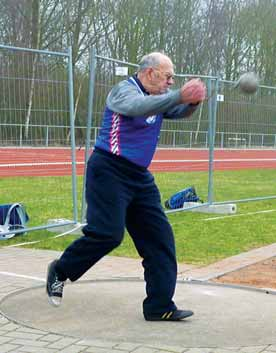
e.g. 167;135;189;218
0;147;276;177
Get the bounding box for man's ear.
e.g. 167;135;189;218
147;67;155;81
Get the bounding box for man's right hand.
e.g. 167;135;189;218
180;79;206;104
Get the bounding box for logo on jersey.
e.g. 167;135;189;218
110;113;120;155
146;115;157;124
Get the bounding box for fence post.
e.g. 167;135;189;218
207;77;219;204
45;126;49;147
94;127;98;145
221;132;224;148
19;125;23;146
81;47;97;223
68;46;78;223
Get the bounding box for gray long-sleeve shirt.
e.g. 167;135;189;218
95;76;198;167
107;77;198;118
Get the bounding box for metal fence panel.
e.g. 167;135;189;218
84;50;276;211
216;81;276;147
213;80;276;203
81;50;215;219
0;44;78;237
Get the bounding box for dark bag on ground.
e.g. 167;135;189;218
0;203;29;240
165;186;202;210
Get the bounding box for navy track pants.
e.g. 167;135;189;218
56;148;177;315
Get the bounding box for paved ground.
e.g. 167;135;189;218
1;246;276;353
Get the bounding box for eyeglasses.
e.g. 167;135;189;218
154;68;175;82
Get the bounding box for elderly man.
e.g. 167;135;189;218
46;52;206;321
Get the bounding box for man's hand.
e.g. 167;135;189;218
180;79;206;104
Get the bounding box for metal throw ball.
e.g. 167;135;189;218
237;72;259;94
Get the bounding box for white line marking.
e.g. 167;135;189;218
152;158;276;163
5;223;84;248
0;161;84;167
6;240;41;247
0;271;45;282
0;158;275;168
204;209;276;221
201;290;220;297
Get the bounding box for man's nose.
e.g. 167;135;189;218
167;77;174;85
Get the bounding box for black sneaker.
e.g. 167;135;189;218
46;259;65;307
144;309;194;321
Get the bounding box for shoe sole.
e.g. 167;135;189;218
145;311;194;321
48;296;61;307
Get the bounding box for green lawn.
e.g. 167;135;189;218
1;169;276;265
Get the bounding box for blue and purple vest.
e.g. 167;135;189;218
95;77;163;168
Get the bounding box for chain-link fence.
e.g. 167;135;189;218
1;45;275;228
0;44;78;238
80;51;217;219
81;49;276;217
215;80;276;149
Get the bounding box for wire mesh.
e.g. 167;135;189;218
216;81;276;149
0;48;70;146
83;55;215;207
0;45;77;237
86;53;276;209
212;81;276;202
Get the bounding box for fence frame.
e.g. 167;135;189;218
2;123;276;149
2;45;275;231
80;48;219;219
82;48;276;217
0;44;78;237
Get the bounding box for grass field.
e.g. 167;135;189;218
1;169;276;265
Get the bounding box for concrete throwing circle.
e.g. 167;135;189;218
1;279;276;347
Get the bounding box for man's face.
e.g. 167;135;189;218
147;60;175;95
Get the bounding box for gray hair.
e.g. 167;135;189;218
138;52;170;72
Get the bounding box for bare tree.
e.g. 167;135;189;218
1;0;275;134
239;0;276;85
24;0;41;139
